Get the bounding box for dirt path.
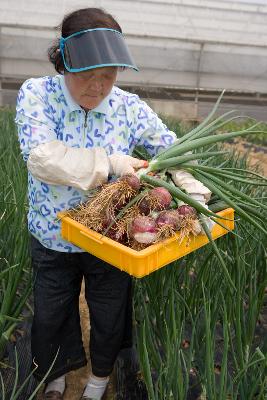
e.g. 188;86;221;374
63;283;91;400
224;140;267;175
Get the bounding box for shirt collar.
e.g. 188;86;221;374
60;75;113;116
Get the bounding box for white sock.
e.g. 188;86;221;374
82;375;109;399
45;374;66;394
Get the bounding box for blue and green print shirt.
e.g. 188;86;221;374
15;75;176;252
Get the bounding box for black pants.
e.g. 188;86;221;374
31;236;133;383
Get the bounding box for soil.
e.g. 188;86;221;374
223;139;267;176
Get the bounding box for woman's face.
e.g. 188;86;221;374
64;67;118;110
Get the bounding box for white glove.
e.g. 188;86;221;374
190;193;215;233
108;154;147;177
170;170;211;202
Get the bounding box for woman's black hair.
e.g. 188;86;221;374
48;8;122;74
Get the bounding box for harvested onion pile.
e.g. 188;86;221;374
67;174;203;250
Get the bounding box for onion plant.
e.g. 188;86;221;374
0;347;59;400
134;93;267;235
0;109;31;360
133;127;267;398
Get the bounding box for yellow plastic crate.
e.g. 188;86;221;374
59;208;234;278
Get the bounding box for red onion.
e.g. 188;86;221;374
106;228;127;244
130;216;157;244
138;197;151;215
119;174;141;191
112;196;127;211
139;187;172;214
156;210;182;230
102;209;115;229
151;187;172;207
177;205;197;218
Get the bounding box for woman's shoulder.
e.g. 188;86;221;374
20;75;62;96
111;85;141;106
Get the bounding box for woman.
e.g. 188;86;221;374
15;7;211;400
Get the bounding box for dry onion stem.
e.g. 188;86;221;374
113;204;140;241
67;180;138;232
155;225;177;242
178;216;201;245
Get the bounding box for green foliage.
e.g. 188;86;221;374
0;108;31;359
161;115;267;146
0;107;266;399
134;146;267;399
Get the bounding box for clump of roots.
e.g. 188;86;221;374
67;180;138;232
128;240;148;251
154;224;177;243
138;193;165;215
178;216;202;245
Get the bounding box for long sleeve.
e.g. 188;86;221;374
27;141;110;190
15;79;110;190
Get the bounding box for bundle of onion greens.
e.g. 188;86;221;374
67;92;267;251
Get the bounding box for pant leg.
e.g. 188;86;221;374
31;237;87;382
80;253;133;377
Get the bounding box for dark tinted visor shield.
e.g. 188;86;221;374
60;28;138;72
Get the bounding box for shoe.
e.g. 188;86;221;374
42;391;64;400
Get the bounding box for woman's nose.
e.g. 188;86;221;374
89;79;102;92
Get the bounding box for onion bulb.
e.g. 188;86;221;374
119;174;141;191
177;205;197;218
139;187;172;214
156;210;182;230
130;216;157;244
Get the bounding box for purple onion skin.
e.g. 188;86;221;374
138;198;151;215
112;196;127;212
119;174;141;191
177;205;197;218
151;187;172;207
156;210;182;230
139;187;172;214
106;227;127;244
130;216;158;244
112;174;141;211
131;216;157;233
102;211;115;230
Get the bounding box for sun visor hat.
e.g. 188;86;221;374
60;28;138;72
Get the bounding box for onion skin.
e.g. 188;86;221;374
119;174;141;191
112;174;141;210
106;228;127;244
102;209;115;230
138;197;151;215
139;187;172;214
112;196;127;211
177;205;197;218
151;187;172;207
130;216;157;244
156;210;183;230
